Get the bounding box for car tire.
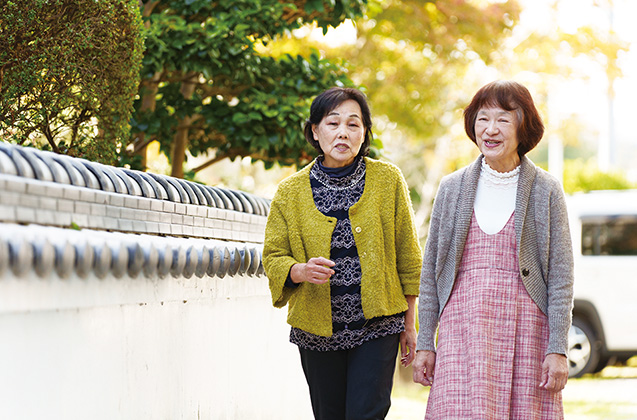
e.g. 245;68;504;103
568;317;602;378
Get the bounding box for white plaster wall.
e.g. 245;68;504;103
0;272;313;420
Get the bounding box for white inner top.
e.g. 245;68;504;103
474;159;520;235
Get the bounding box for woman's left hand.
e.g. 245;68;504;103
540;353;569;392
399;326;417;367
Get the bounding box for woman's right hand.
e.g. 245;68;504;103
413;350;436;387
290;257;335;284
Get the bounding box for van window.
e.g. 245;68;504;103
581;216;637;256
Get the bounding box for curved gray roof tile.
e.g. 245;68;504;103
209;186;233;209
1;223;266;280
0;143;34;178
0;148;18;176
50;154;87;187
1;142;272;213
0;143;271;280
16;146;54;182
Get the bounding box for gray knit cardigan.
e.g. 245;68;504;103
416;155;574;356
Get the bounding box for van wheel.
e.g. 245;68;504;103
568;317;601;378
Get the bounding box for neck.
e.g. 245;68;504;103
484;155;520;173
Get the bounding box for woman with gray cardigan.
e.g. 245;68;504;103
413;80;574;419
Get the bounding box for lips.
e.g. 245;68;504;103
483;139;501;147
335;143;349;151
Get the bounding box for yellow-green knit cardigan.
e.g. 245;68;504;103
263;157;423;337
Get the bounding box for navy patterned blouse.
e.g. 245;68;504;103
289;156;404;351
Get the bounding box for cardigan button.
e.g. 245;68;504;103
522;268;530;277
355;226;362;233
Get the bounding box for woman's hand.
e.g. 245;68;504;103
290;257;335;284
540;353;568;392
412;350;436;387
400;295;418;367
399;326;417;367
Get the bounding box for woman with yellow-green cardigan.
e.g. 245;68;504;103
263;87;422;420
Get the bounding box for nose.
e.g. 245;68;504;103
485;120;499;135
337;124;348;139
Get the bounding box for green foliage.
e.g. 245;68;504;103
563;159;635;194
0;0;144;165
513;26;629;82
132;0;368;176
343;0;521;143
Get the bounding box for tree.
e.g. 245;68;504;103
131;0;368;178
344;0;521;234
255;0;522;236
562;159;635;193
345;0;521;142
0;0;144;165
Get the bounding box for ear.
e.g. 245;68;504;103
311;124;319;140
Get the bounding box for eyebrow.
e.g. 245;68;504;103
327;111;362;120
477;110;514;117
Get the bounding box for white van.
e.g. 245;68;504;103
566;189;637;377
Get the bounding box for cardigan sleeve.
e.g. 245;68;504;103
545;181;575;355
263;189;300;308
394;169;423;297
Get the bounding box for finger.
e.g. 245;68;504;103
308;276;330;284
310;265;335;278
539;364;549;388
400;352;410;367
402;351;415;367
543;375;556;391
403;341;416;365
415;369;432;386
311;257;335;267
425;361;435;383
399;335;408;356
550;374;567;392
413;369;428;386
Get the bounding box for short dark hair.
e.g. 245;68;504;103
304;87;373;157
463;80;545;157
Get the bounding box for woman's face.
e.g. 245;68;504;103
312;99;366;168
474;106;520;172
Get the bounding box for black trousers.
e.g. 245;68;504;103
298;333;400;420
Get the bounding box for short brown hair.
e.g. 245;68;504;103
304;87;373;157
463;80;544;156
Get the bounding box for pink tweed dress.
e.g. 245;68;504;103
425;212;563;420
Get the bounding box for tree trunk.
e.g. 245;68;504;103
132;2;161;169
170;72;198;178
170;116;193;178
134;71;162;169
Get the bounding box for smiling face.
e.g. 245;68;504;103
474;106;521;172
312;99;365;168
